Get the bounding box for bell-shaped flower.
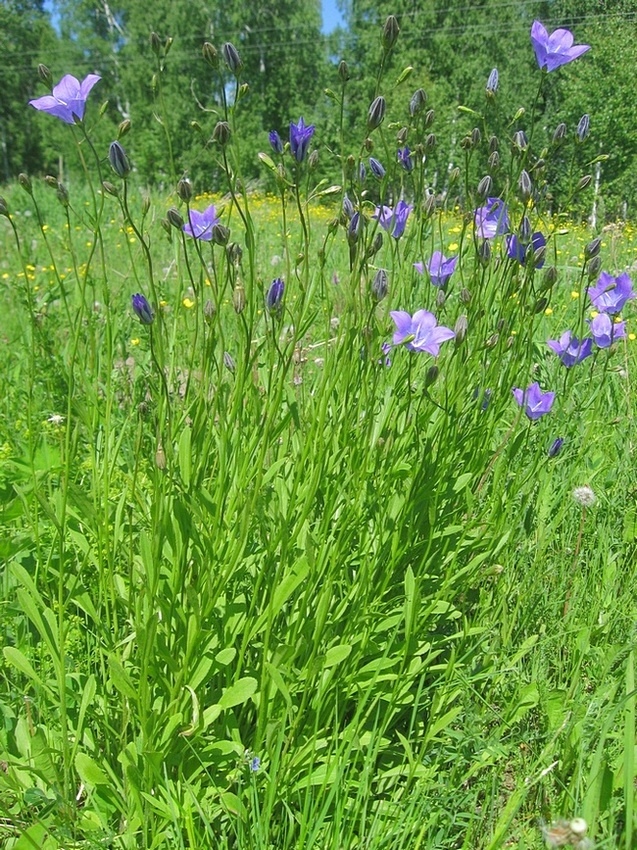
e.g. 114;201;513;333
588;313;626;348
547;331;593;367
182;205;220;241
390;309;455;356
29;73;101;124
531;21;590;72
474;197;509;239
373;200;412;239
587;271;635;314
512;382;555;420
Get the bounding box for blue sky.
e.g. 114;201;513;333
321;0;346;33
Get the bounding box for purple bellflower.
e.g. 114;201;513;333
531;21;590;72
474;197;509;239
289;117;315;162
269;130;284;154
588;313;626;348
512;382;555;420
29;73;101;124
390;309;455;356
183;205;220;241
506;231;546;267
414;251;458;287
548;437;564;458
587;271;635;314
373;200;413;239
131;293;154;325
547;331;593;367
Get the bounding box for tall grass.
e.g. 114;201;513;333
1;17;636;850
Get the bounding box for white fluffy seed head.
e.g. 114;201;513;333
572;485;596;507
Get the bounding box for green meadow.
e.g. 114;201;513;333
2;16;637;850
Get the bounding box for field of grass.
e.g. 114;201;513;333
2;31;637;850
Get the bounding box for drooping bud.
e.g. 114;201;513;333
102;181;119;198
477;175;492;198
109;141;131;178
265;277;285;313
486;68;499;96
166;206;184;229
0;197;9;217
202;42;219;68
409;88;427;117
576;114;590;142
177;177;193;203
367;96;386;131
38;63;52;87
584;236;602;260
381;15;400;51
518;169;532;202
131;292;154;325
371;268;388;302
44;175;58;188
221;42;243;75
212;121;231;146
577;174;593;191
338;60;350;82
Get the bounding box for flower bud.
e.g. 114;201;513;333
485;332;499;348
204;299;216;325
533;297;548;314
409;88;427;117
366;231;383;258
0;197;9;217
150;32;162;56
477;175;492;198
202;42;219;68
222;42;243;75
552;122;567;143
548;437;564;458
166;207;184;229
424;108;435;127
369;157;385;179
424;365;439;387
347;211;362;245
587;255;602;279
224;351;236;373
44;175;58;188
131;292;154;324
423;191;436;217
38;63;52;87
425;133;436;150
338;59;350;82
118;118;131;139
372;268;388;302
460;135;473;151
532;244;546;267
367;96;386;131
55;182;69;207
585;236;602;260
18;173;32;194
519;215;532;244
102;180;119;198
155;443;166;470
141;194;150;216
342;195;355;219
488;150;500;171
488;135;499;154
454;314;468;343
382;15;400;51
212;223;230;245
109;141;131;178
486;68;499;95
436;289;446;309
358;161;366;183
543;266;557;288
212;121;231;146
233;283;246;314
228;242;243;266
160;218;171;235
518;169;532;202
577;174;593;191
265;277;285;313
478;240;491;265
577;114;590;142
512;130;528;152
471;127;482;146
448;166;460;184
177;177;192;203
460;288;472;304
